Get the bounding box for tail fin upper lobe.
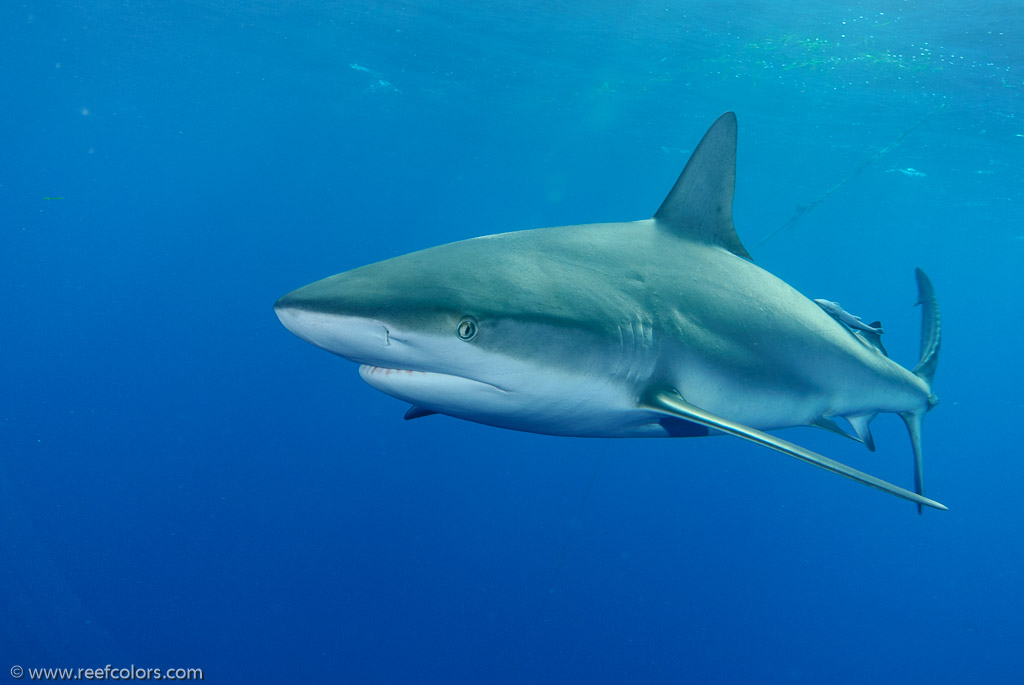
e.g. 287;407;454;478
912;268;941;394
901;268;942;513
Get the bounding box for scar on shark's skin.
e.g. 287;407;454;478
276;113;944;512
813;299;885;335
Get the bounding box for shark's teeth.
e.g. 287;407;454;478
358;365;511;393
361;365;418;376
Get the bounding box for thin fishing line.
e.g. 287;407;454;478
753;102;947;251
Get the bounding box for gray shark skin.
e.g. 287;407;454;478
275;112;944;511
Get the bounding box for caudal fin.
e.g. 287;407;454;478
901;268;942;513
911;268;941;395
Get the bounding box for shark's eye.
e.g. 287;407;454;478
457;317;478;341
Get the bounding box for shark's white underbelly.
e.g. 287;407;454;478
359;363;675;438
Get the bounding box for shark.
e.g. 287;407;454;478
275;112;944;512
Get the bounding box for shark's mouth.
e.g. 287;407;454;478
357;364;510;394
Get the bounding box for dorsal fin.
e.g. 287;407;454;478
653;112;752;261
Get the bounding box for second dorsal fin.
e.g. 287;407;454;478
653;112;752;261
856;322;889;357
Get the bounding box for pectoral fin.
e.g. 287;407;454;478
642;389;946;511
404;405;437;420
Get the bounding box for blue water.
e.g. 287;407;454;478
3;1;1022;682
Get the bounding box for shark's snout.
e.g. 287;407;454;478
273;294;311;339
273;290;298;314
274;281;337;319
273;291;301;326
274;285;391;361
273;287;321;340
